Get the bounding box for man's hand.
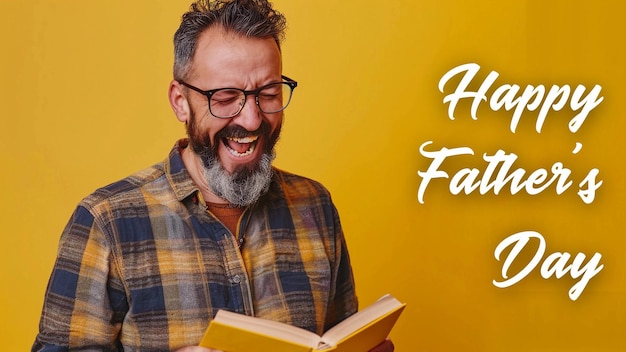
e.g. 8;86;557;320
175;347;221;352
369;338;394;352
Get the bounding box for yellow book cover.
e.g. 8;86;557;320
200;294;405;352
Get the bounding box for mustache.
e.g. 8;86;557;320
215;122;271;141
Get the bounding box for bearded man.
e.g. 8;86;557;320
33;1;393;351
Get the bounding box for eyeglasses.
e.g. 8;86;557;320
178;75;298;119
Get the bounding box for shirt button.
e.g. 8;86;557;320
232;274;242;284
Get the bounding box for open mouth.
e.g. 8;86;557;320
223;135;259;157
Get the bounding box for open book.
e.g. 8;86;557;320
199;294;405;352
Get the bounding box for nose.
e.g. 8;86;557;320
232;95;262;131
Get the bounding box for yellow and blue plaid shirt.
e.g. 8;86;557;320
33;140;358;351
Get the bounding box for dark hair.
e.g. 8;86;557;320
173;0;287;80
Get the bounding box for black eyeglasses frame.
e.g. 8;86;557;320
178;75;298;119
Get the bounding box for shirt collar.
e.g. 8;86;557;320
164;139;200;202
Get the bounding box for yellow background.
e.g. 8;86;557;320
2;1;625;350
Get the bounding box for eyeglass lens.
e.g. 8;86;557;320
209;82;293;118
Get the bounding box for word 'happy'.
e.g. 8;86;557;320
438;62;604;133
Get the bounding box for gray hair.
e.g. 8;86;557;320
173;0;287;81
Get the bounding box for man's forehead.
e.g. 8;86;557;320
187;27;282;86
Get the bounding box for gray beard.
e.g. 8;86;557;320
185;107;279;207
201;151;275;207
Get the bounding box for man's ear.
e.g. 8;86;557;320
169;80;191;123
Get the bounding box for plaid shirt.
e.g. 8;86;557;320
33;140;358;351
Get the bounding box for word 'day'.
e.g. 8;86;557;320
493;231;603;301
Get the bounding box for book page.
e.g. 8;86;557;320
319;294;404;347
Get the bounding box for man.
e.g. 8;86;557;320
33;0;393;351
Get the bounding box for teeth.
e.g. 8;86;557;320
224;136;258;157
226;135;259;143
226;142;256;157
